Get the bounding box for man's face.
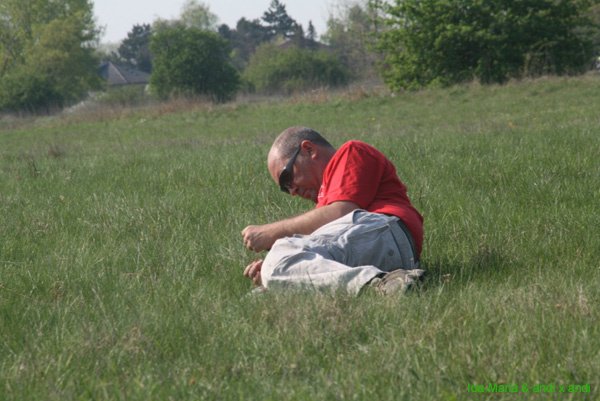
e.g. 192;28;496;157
268;143;322;203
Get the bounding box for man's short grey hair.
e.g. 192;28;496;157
274;126;334;158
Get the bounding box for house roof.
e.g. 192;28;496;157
97;61;150;86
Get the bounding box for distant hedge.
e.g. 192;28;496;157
243;44;348;94
0;71;64;114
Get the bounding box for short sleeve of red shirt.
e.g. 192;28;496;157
316;141;424;257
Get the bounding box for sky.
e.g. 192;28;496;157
94;0;337;44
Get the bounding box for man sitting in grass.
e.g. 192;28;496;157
242;126;426;294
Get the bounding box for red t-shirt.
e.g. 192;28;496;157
316;141;424;257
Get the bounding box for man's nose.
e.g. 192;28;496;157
289;185;299;196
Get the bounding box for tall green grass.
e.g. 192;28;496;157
1;75;599;400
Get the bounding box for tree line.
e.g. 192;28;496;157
114;0;353;101
1;0;599;113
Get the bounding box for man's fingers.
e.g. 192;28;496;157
242;226;251;249
252;271;262;286
245;261;257;277
244;260;263;280
243;263;252;277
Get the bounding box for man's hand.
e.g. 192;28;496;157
242;224;279;253
244;259;263;286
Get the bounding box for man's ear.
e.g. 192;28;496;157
300;140;318;159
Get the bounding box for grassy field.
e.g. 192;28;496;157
1;74;599;400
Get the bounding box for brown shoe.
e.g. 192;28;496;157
368;269;427;295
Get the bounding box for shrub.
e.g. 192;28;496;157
0;70;64;114
243;44;349;94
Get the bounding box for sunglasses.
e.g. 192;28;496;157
278;146;301;193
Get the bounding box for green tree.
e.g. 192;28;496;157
1;0;98;75
289;23;306;48
25;13;101;102
322;1;383;80
180;0;218;30
262;0;297;39
307;20;317;41
370;0;599;90
243;43;348;93
153;0;218;34
219;18;272;70
149;27;240;102
585;3;600;56
0;0;100;111
1;0;52;77
117;24;152;73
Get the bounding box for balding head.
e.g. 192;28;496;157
269;126;334;160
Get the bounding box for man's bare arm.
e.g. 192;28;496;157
242;201;360;252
